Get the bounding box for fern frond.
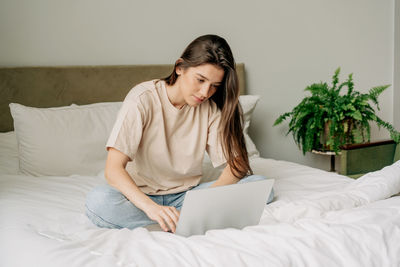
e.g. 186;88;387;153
273;112;292;126
375;116;400;143
336;81;347;94
346;73;354;95
368;85;390;110
305;82;329;96
332;67;341;90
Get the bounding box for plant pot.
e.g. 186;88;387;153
320;119;366;152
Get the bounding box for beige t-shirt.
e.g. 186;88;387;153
106;79;226;195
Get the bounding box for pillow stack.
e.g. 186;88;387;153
9;95;260;177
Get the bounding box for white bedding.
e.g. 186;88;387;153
1;156;400;267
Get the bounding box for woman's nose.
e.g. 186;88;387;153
199;85;211;98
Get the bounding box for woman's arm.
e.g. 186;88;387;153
210;163;241;188
105;148;180;232
105;148;155;210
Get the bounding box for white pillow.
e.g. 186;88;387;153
0;131;19;175
9;102;122;176
239;95;261;158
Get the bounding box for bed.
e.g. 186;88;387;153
0;65;400;267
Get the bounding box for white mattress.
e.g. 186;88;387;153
1;154;400;267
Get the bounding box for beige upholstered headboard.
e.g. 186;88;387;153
0;64;246;132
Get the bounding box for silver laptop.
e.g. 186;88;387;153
175;179;274;237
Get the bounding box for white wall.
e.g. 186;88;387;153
395;0;400;130
0;0;395;170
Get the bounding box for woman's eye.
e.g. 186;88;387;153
197;79;204;83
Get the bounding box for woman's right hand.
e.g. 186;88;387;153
144;203;180;233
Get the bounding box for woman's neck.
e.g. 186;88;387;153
165;81;186;109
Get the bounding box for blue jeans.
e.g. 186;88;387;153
85;175;274;230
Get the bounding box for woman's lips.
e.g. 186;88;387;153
193;95;204;103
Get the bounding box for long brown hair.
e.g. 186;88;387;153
162;34;253;178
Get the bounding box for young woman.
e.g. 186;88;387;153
85;34;273;233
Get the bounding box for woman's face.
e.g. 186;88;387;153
176;63;224;107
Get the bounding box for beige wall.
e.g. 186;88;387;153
0;0;395;170
395;0;400;130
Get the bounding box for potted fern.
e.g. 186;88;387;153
274;68;400;154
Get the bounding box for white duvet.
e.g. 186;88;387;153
1;157;400;267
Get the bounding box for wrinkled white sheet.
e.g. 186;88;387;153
0;158;399;267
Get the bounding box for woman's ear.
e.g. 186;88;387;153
175;58;184;75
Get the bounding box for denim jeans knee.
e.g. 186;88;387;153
85;184;155;229
85;185;124;229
